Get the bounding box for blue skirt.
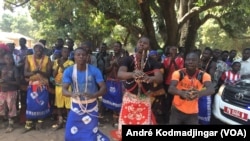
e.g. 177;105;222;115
65;101;110;141
102;79;123;112
198;95;212;125
26;85;50;119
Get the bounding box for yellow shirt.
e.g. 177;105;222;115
27;55;50;85
53;59;74;84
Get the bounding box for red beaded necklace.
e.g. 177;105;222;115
125;51;149;95
134;50;148;96
133;52;148;71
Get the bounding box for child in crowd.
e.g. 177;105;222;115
52;47;74;130
0;53;20;133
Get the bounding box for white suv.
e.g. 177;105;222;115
213;79;250;125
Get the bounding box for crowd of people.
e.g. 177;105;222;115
0;36;249;141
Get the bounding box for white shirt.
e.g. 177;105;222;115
237;58;250;76
12;53;21;66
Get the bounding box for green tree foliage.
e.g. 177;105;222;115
27;0;117;49
0;13;13;32
197;19;250;54
0;12;38;38
3;0;250;52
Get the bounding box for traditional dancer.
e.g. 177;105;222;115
62;47;110;141
23;42;51;132
111;36;163;140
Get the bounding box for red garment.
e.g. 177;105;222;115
0;43;10;52
118;92;156;126
163;56;184;85
221;70;241;84
111;91;156;140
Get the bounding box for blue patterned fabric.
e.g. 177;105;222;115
65;101;110;141
198;95;212;125
26;85;50;119
102;79;123;112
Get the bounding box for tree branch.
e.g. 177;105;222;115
85;0;120;19
234;35;250;39
201;14;250;39
200;14;224;27
178;0;231;29
85;0;143;36
4;0;30;7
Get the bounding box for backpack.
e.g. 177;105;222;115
179;69;204;84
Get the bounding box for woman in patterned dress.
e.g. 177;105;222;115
23;43;51;132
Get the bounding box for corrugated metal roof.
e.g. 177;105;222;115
0;32;33;40
0;36;14;43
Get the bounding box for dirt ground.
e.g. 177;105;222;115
0;111;117;141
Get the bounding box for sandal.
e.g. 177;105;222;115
52;122;64;130
5;125;14;133
22;124;34;134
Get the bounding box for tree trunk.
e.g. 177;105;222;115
178;0;189;48
139;0;159;50
179;0;200;54
158;0;178;46
183;16;200;53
